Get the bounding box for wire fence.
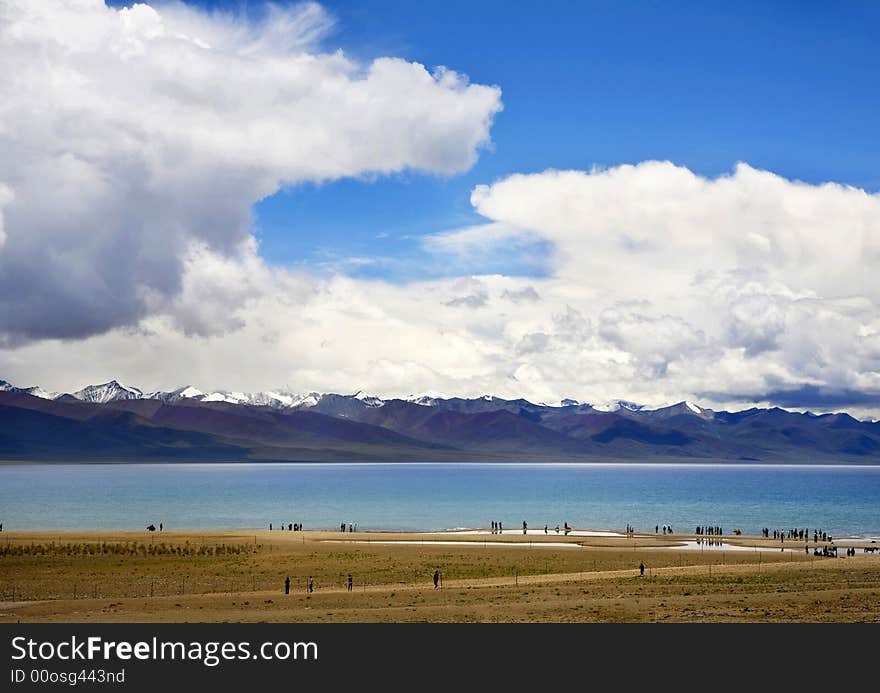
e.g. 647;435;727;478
0;574;335;602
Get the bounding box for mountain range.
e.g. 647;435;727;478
1;379;879;463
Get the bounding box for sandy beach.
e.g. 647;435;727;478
1;528;878;622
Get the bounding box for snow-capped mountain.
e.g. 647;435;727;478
148;387;323;409
592;399;645;413
23;386;56;399
646;400;715;420
0;379;56;399
352;390;385;408
3;377;880;463
71;380;143;403
2;377;878;426
405;392;449;407
146;385;207;402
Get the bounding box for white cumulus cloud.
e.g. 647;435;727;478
1;4;877;416
0;0;501;344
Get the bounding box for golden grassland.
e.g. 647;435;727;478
1;530;878;622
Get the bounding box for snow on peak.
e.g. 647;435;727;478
408;395;437;407
0;380;56;399
176;385;205;399
352;391;385;407
244;391;294;408
289;392;321;408
195;389;327;409
201;392;241;403
644;400;713;418
593;399;644;413
405;391;448;406
72;380;143;403
23;386;56;399
146;385;208;402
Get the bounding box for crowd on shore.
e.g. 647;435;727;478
125;518;878;557
760;527;835;543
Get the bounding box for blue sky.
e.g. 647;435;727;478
217;0;880;277
4;0;880;411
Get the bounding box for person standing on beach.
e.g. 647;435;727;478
284;575;290;595
433;570;440;589
347;574;353;592
639;562;645;576
523;520;528;535
308;576;314;593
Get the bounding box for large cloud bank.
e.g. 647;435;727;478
1;4;878;417
0;0;501;343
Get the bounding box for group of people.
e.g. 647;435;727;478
811;545;868;558
269;523;304;531
656;524;674;534
761;527;832;543
541;523;571;535
492;520;575;535
340;522;357;532
146;522;164;532
695;525;723;535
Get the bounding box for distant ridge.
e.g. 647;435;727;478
1;378;879;463
5;377;870;422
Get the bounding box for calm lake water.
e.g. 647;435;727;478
0;463;878;537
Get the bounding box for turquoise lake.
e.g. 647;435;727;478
0;463;878;536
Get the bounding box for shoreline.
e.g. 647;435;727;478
1;527;875;548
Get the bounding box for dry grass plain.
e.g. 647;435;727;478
1;530;878;622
